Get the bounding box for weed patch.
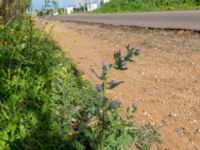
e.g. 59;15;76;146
0;17;161;149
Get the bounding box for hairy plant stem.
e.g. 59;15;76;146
101;98;105;150
99;80;107;150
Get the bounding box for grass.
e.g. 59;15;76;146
0;17;101;149
94;0;200;13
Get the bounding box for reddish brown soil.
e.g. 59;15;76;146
45;20;200;150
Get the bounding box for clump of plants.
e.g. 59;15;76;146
87;45;162;150
0;16;101;149
0;6;161;150
0;1;101;149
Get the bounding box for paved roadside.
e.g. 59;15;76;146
53;10;200;31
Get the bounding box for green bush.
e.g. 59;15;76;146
0;18;101;149
94;0;200;13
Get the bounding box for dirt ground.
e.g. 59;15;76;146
45;20;200;150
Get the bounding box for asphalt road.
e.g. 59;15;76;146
54;10;200;31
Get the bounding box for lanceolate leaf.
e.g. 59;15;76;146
107;80;124;89
91;68;105;80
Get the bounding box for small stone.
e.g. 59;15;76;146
190;120;197;124
169;112;177;117
161;100;166;104
162;118;170;126
150;122;156;126
143;111;151;117
195;129;200;134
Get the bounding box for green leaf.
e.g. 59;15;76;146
0;130;9;148
73;141;85;150
102;64;113;72
118;134;133;149
107;81;124;89
91;68;105;80
19;124;26;139
127;105;137;119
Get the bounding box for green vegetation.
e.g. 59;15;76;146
0;19;162;149
94;0;200;13
0;1;162;149
90;45;160;150
0;0;30;24
0;17;102;149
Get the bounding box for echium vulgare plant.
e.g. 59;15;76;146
91;45;162;150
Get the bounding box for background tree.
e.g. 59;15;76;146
0;0;30;24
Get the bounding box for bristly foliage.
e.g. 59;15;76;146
114;50;127;70
91;45;162;150
114;45;140;70
124;44;140;62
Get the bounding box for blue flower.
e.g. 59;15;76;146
120;58;126;66
111;80;117;85
111;100;119;109
95;84;102;91
102;62;107;68
101;70;106;76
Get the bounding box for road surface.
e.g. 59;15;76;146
54;10;200;31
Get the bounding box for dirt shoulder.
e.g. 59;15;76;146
46;20;200;150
